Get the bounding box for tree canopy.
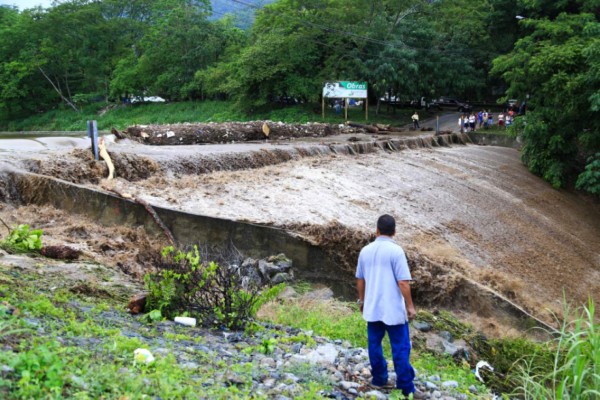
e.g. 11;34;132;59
492;1;600;191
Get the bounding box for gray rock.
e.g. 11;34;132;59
194;344;211;353
224;372;246;386
262;378;276;387
291;343;302;353
425;381;439;390
441;380;459;388
270;371;281;380
292;343;338;364
302;287;334;301
457;394;468;400
425;335;464;357
258;260;280;278
271;272;292;284
432;390;442;398
332;370;344;381
181;362;199;370
240;258;263;288
267;253;292;269
261;357;276;368
468;385;478;394
412;321;433;332
429;375;441;382
442;340;459;357
282;373;300;384
340;381;360;390
278;286;299;299
154;347;170;356
439;331;453;342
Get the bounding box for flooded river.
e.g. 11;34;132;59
1;128;598;330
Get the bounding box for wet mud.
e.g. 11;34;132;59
1;128;599;332
0;203;166;280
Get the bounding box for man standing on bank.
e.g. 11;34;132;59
356;214;424;399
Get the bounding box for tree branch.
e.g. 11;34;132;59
38;67;80;112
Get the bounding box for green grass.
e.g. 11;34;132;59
513;298;600;399
1;100;430;132
0;268;303;399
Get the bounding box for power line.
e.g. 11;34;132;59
211;1;478;65
225;0;477;56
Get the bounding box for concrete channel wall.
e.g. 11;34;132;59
8;171;343;291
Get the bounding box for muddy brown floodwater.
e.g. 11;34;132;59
1;128;599;333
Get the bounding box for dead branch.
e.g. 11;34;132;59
38;67;79;112
103;186;176;246
0;216;10;235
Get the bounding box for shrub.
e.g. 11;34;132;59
0;224;43;253
144;244;284;330
576;152;600;195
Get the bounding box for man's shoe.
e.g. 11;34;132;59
367;380;395;390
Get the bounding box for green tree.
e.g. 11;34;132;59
492;5;600;190
109;0;227;101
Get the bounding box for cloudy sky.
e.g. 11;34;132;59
0;0;53;10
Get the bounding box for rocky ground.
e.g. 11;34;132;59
0;250;488;399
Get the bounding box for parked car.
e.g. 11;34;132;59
431;97;472;112
379;94;430;109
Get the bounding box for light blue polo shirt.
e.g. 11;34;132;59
356;236;412;325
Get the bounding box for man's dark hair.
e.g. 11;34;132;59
377;214;396;236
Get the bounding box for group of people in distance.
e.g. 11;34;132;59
459;109;517;132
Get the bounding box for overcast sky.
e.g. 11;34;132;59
0;0;53;10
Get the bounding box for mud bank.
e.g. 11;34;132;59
10;132;468;184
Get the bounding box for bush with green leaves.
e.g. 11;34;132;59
144;245;284;330
576;153;600;196
0;224;43;253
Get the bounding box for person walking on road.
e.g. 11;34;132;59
411;112;420;129
356;215;425;399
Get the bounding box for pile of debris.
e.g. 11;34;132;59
115;121;424;145
117;121;361;145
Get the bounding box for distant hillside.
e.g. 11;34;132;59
210;0;276;29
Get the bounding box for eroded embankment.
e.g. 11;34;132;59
3;131;597;335
0;170;554;335
17;132;469;185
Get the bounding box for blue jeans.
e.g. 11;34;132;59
367;321;415;394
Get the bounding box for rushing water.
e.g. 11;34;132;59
1;130;597;330
0;131;111;153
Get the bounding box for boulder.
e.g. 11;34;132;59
412;321;433;332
